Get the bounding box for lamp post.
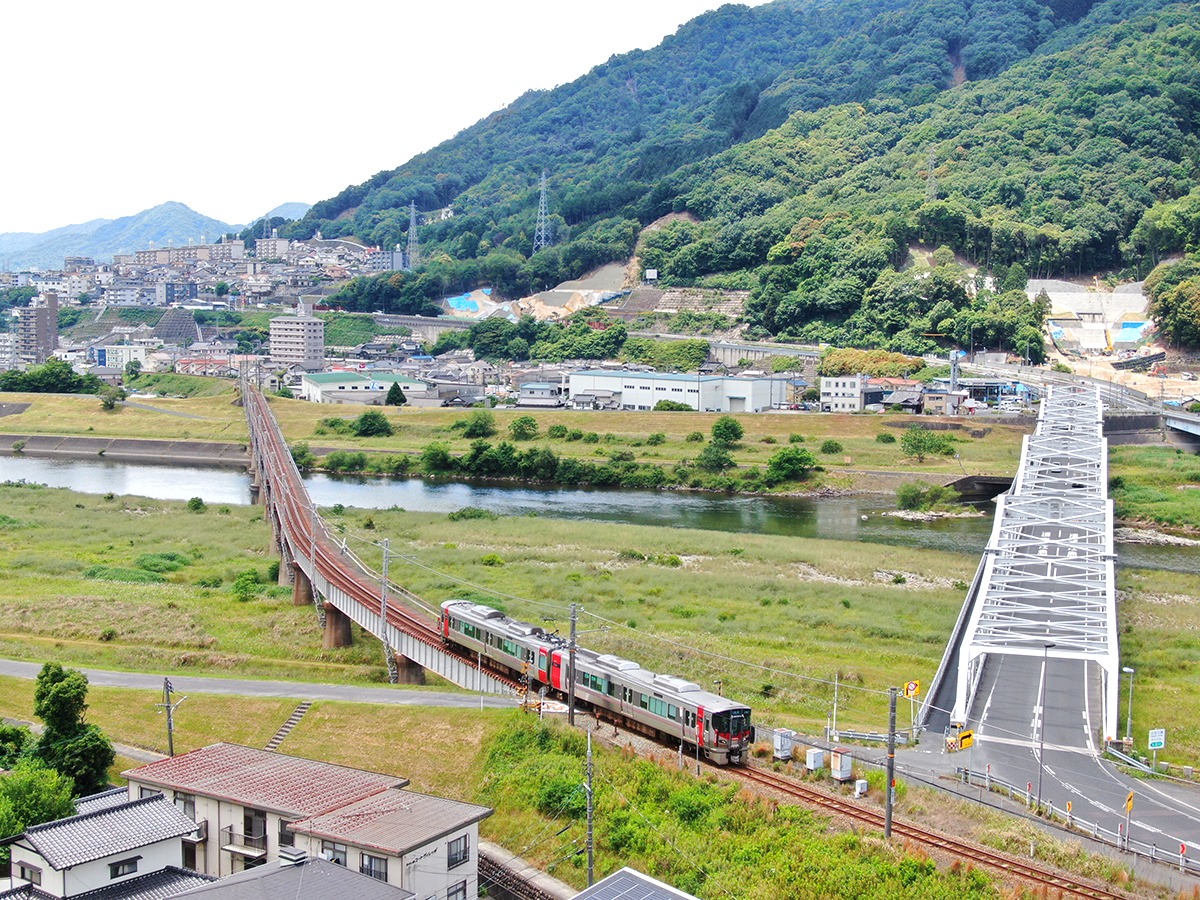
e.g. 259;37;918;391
1123;666;1135;743
1036;643;1055;811
969;325;975;361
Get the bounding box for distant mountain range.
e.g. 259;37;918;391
0;201;311;271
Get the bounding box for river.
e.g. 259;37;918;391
2;455;1194;573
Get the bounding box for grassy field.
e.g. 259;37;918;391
1109;445;1200;531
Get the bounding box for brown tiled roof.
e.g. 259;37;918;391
122;744;406;818
288;788;491;855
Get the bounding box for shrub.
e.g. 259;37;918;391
134;552;192;573
316;416;354;435
653;399;692;411
232;569;262;601
98;627;118;642
352;410;393;437
646;432;666;445
480;553;505;567
711;415;744;445
652;554;683;567
695;443;735;471
11;440;25;453
565;429;584;442
819;440;843;455
546;424;568;439
766;447;818;482
788;433;805;443
462;410;496;438
760;435;777;444
420;442;457;473
448;506;499;521
509;415;539;440
875;432;897;444
83;565;165;584
582;432;600;444
685;431;705;443
324;450;368;472
186;497;206;513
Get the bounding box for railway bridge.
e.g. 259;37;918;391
242;386;518;695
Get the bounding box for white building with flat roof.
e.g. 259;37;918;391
270;308;325;371
568;369;792;412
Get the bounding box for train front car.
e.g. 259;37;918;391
707;701;753;765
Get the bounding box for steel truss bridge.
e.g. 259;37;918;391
924;384;1120;741
242;386;518;695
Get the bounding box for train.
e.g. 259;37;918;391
440;600;753;764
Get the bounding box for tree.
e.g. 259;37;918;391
385;382;408;406
0;723;32;768
0;761;75;863
509;415;539;440
123;359;142;379
766;447;817;482
462;410;496;438
711;415;744;445
214;281;230;297
695;442;735;471
98;385;125;410
32;663;115;797
352;410;394;437
901;425;952;462
653;400;693;411
275;385;295;399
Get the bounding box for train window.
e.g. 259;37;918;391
622;687;634;704
639;693;649;711
607;682;617;697
668;704;678;722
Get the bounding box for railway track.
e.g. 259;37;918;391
734;766;1133;900
243;387;524;694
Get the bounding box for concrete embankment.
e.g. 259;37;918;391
0;434;249;469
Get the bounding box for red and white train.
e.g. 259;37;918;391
441;600;752;764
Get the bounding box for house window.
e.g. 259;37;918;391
110;857;140;878
322;840;347;866
278;819;294;848
173;791;195;819
138;786;161;799
447;834;470;869
17;863;41;885
183;842;197;871
448;881;468;900
360;853;388;881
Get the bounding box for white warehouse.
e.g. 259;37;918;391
568;370;796;412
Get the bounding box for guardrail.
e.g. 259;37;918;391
953;767;1199;877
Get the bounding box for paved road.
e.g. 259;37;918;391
0;659;518;709
970;654;1200;857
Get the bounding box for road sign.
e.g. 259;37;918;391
1149;728;1166;750
904;680;920;698
1125;791;1135;813
958;729;974;750
1066;801;1072;814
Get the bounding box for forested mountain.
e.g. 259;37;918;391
291;0;1200;353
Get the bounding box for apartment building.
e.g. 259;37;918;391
269;300;325;370
14;291;58;364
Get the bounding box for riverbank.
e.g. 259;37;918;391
0;433;249;468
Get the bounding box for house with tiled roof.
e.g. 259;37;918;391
0;795;208;900
123;744;406;879
169;851;413;900
287;788;491;900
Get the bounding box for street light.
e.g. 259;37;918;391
1123;666;1135;743
1036;642;1055;811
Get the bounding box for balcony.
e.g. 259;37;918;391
220;825;266;858
184;820;208;844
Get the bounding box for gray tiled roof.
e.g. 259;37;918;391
574;867;700;900
288;788;491;855
123;743;406;818
23;795;198;869
68;867;214;900
168;857;414;900
75;787;131;816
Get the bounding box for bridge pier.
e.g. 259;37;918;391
292;567;313;607
322;603;353;648
390;652;426;685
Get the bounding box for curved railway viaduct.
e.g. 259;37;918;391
242;386;518;695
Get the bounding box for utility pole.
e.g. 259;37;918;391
568;604;578;727
885;686;897;839
831;673;840;740
585;731;595;887
155;678;187;757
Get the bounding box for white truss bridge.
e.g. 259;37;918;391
936;385;1120;740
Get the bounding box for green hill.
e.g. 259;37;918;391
284;0;1198;355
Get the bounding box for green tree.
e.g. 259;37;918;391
0;761;75;857
766;447;818;482
0;723;33;768
385;382;408;406
653;400;693;411
123;360;142;379
509;415;539;440
352;410;394;437
711;415;744;445
462;410;496;438
214;281;230;297
695;443;735;471
98;385;125;410
900;425;952;462
32;663;115;796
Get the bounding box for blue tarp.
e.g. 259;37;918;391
447;293;478;312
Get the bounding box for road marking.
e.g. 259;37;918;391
973;734;1097;755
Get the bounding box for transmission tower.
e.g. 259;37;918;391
405;202;419;270
925;147;938;202
532;170;550;253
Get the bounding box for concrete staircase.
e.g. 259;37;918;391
265;701;312;752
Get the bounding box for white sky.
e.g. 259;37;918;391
1;1;769;235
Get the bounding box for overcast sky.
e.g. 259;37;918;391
1;1;770;235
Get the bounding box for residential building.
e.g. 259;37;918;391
0;333;17;370
122;744;491;900
569;369;792;412
1;794;208;899
820;373;872;412
269;301;325;371
254;237;291;261
14;291;58;364
169;852;413;900
517;382;566;407
365;245;405;272
156;282;199;305
287;788;491;898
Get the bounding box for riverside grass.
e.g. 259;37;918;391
0;481;1197;762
